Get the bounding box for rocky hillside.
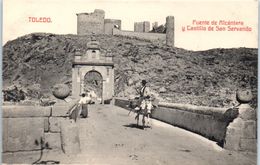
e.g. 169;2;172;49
3;33;257;107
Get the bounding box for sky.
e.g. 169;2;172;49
3;0;258;50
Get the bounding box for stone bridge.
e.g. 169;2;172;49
2;99;256;165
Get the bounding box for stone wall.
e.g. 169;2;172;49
224;104;257;152
166;16;175;47
77;9;105;35
114;97;256;152
113;28;166;42
152;102;236;143
104;19;121;35
143;21;150;32
3;106;51;153
2;100;80;164
134;22;143;32
134;21;150;32
77;9;122;35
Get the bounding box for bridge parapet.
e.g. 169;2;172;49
224;90;257;152
2;99;81;163
114;97;256;152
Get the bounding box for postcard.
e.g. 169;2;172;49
2;0;258;164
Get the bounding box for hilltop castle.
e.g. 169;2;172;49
76;9;174;47
76;9;121;35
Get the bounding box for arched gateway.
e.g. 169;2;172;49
72;39;114;103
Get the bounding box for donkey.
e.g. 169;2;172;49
129;96;159;129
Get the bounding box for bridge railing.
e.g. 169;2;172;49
114;97;256;152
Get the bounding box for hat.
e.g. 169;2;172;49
142;80;147;85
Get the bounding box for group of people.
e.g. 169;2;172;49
68;79;156;126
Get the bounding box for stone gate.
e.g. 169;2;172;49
72;39;114;103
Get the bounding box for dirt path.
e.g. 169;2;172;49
45;104;256;165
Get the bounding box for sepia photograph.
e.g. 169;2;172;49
2;0;258;164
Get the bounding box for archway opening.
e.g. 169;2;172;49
84;70;103;104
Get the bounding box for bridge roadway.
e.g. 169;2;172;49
44;104;256;165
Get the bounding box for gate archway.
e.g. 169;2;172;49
72;39;114;103
83;70;103;103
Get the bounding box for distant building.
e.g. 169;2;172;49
76;9;121;35
76;9;174;46
104;19;121;35
134;21;150;32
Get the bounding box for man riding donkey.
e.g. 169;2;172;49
132;80;158;129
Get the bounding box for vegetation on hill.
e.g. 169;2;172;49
3;33;257;107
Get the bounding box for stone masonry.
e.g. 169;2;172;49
166;16;175;47
134;22;143;32
76;9;174;46
104;19;121;35
134;21;150;32
77;9;122;35
72;39;114;101
77;9;105;35
143;21;150;32
224;103;257;152
3;100;81;161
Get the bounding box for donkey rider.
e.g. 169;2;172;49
135;80;153;127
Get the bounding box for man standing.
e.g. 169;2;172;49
137;80;153;127
140;80;152;109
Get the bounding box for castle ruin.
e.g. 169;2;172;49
166;16;175;47
76;9;174;46
76;9;121;35
134;21;150;32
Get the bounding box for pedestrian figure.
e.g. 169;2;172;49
68;92;91;122
78;92;91;118
135;80;153;129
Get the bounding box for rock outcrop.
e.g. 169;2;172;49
3;33;257;107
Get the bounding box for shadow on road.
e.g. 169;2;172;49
123;123;151;130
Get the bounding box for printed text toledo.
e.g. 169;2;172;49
29;17;52;23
